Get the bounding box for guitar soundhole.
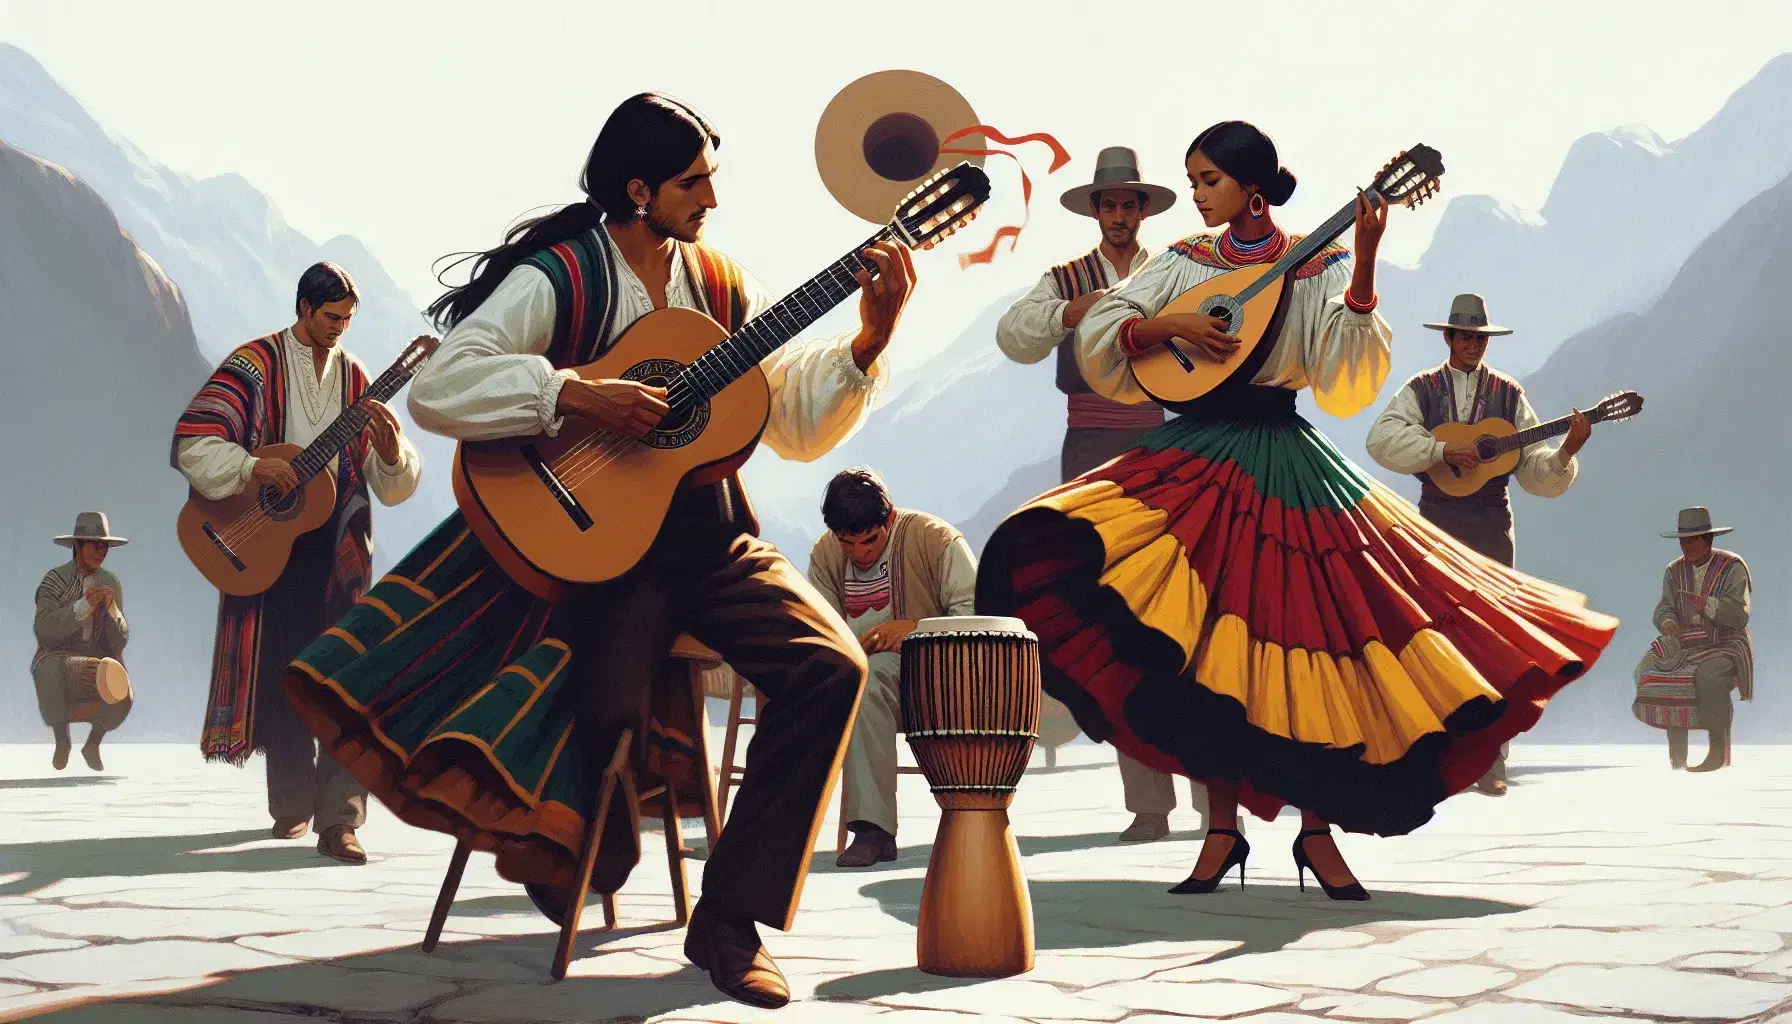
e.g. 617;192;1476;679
257;485;303;522
1198;295;1243;332
1475;437;1500;461
623;358;711;450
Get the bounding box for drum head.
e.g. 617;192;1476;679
913;615;1030;635
94;658;132;704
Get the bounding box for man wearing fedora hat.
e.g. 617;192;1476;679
1633;507;1752;771
1367;292;1593;795
996;146;1212;843
32;512;132;771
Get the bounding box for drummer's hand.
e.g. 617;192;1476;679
1660;618;1681;637
85;585;112;612
858;620;918;655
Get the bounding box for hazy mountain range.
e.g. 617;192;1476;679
4;40;1788;742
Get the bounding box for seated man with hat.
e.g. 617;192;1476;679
1366;293;1594;795
1633;507;1751;772
32;512;132;771
995;145;1216;843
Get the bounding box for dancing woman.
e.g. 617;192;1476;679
977;121;1616;899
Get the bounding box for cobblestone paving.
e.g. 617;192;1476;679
1;739;1788;1023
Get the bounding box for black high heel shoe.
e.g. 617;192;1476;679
1169;828;1250;894
1293;828;1369;901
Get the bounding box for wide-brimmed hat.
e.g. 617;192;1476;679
54;511;128;548
1661;507;1732;539
1422;293;1514;336
1059;146;1178;216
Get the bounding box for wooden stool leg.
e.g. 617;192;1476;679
422;841;473;953
601;892;618;930
838;786;849;854
717;681;745;818
551;728;633;982
661;786;691;926
689;664;723;852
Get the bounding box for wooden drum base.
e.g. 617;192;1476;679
917;804;1034;978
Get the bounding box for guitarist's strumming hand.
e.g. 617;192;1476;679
556;378;669;440
1442;442;1481;471
850;241;917;372
362;400;404;465
1132;313;1241;363
250;457;299;496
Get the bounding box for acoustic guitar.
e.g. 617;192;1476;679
1426;390;1643;497
1128;145;1446;405
177;335;438;595
455;162;992;601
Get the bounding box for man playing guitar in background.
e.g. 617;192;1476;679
1366;292;1592;795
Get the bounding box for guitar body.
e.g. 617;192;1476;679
1127;262;1289;405
1425;418;1521;497
454;307;771;602
176;442;338;596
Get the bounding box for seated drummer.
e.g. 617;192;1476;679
32;512;132;772
807;468;977;867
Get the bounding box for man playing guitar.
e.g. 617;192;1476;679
1366;292;1593;794
280;93;914;1009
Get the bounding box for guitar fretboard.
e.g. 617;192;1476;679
1486;410;1610;455
290;358;422;482
1231;197;1367;304
669;228;893;411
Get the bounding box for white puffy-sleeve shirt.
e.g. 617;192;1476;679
1074;242;1393;418
408;250;889;462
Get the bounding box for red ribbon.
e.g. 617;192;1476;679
939;124;1071;269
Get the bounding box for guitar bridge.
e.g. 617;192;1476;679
1160;341;1197;373
522;444;594;531
202;523;247;572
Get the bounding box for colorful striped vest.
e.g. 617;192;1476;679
1409;363;1523;501
1049;249;1108;396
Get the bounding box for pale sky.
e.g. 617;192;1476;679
5;0;1792;368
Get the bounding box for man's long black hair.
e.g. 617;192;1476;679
425;93;720;331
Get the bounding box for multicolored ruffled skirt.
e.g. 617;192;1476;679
976;414;1618;836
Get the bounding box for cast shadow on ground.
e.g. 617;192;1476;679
1507;764;1620;779
0;776;119;791
0;830;325;896
15;926;721;1024
808;829;1203;875
819;876;1523;1001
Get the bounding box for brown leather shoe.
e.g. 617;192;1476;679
835;826;897;868
80;743;103;772
317;825;367;864
51;744;70;771
684;901;789;1008
271;817;310;840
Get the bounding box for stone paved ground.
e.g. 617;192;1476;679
1;736;1790;1024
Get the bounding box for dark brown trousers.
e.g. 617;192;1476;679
560;490;867;931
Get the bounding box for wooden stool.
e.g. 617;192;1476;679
421;634;723;981
715;671;756;823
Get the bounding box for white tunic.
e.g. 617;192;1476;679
176;329;423;504
995;247;1148;365
1365;363;1576;497
1074;240;1394;419
406;243;888;459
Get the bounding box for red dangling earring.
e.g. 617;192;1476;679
1248;193;1267;218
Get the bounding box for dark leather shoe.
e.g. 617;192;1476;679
51;744;70;771
271;817;310;840
317;825;367;864
835;827;897;868
684;901;789;1008
80;743;103;772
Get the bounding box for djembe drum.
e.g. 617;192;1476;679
64;656;131;722
899;615;1040;978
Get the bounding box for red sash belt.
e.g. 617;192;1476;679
1068;392;1166;431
